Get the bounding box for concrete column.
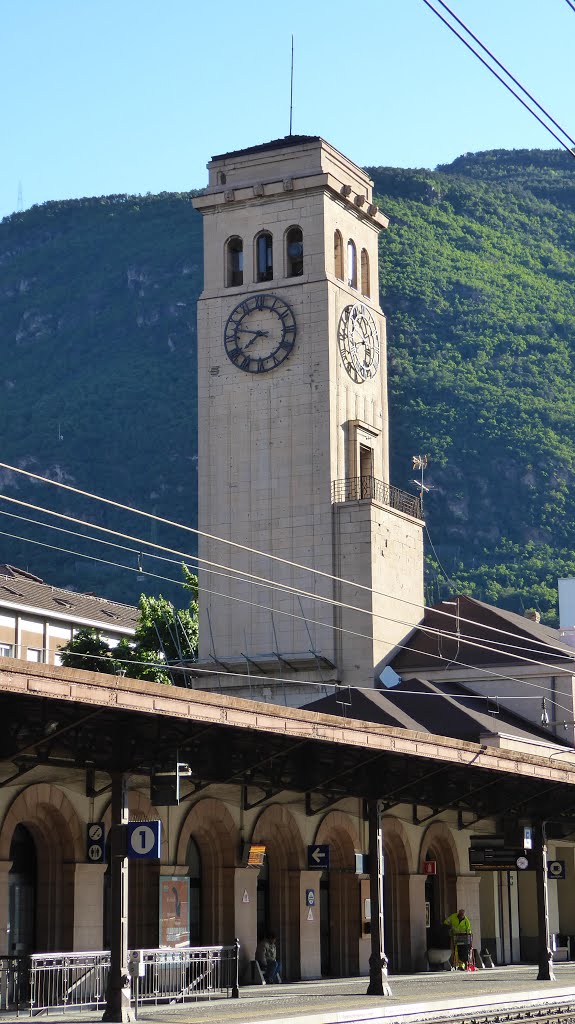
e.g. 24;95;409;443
0;862;12;955
232;867;258;979
299;870;321;980
73;864;106;951
407;873;427;972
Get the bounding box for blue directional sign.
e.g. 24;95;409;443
547;859;566;879
86;822;105;864
127;821;161;860
307;844;330;869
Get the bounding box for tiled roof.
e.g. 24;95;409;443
0;565;137;631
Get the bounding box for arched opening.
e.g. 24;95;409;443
187;837;202;945
257;855;269;940
8;824;37;956
334;230;344;280
255;232;273;282
225;236;243;287
347;239;357;289
419;824;459;954
315;811;362;977
285;226;303;277
253;804;305;981
360;248;370;297
1;785;82;953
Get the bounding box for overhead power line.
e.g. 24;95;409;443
0;461;573;667
564;0;575;15
421;0;575;157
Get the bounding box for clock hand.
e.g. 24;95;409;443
237;328;269;337
242;331;270;350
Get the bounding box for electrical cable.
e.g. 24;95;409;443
431;0;575;149
421;0;575;158
1;461;573;666
2;490;573;684
564;0;575;14
2;520;574;717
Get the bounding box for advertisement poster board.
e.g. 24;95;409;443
159;876;190;947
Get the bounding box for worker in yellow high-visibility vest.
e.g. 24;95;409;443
444;909;472;969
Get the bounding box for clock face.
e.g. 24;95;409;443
224;294;296;373
338;302;380;382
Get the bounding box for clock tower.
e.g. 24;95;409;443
192;136;424;704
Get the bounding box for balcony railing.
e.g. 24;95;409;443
332;476;422;519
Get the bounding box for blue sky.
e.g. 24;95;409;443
2;0;574;221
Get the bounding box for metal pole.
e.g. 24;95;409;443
535;821;555;981
232;937;240;999
102;771;134;1022
366;799;392;996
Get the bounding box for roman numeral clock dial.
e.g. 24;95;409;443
224;294;296;373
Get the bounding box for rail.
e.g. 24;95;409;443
28;942;240;1013
332;476;422;519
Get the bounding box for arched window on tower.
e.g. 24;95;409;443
285;226;303;277
347;239;357;289
225;237;243;287
334;230;344;280
360;248;370;297
256;232;273;282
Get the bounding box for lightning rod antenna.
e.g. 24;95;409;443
289;35;294;136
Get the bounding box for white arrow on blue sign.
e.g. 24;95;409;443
127;821;161;860
307;844;330;869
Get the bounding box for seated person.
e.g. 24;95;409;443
255;932;281;983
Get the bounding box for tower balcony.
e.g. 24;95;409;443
331;476;422;520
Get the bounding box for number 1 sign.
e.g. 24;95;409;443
127;821;162;860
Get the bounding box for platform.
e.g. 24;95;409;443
4;964;575;1024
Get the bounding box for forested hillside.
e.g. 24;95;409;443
1;149;575;619
372;149;575;620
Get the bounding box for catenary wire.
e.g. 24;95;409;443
1;490;574;681
431;0;575;149
564;0;575;14
1;462;573;665
421;0;575;157
1;523;574;717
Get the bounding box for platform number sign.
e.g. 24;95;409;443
127;821;162;860
86;822;105;864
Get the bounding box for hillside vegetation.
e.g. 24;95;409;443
1;150;575;619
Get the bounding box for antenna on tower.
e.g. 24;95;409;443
17;181;23;213
289;35;294;136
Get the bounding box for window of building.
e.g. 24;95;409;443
285;226;303;277
0;643;13;658
256;232;273;282
347;240;357;289
226;237;243;287
360;249;370;297
27;647;42;663
334;231;343;280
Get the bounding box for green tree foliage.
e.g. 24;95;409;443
59;627;118;673
59;570;198;685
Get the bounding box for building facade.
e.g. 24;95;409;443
192;136;424;703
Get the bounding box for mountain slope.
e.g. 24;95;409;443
2;150;575;619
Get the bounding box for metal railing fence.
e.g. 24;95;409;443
29;950;110;1013
0;956;24;1011
28;943;240;1013
332;476;422;519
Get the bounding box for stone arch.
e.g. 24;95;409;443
101;788;168;950
0;784;84;952
176;798;239;945
252;804;306;980
418;822;460;933
315;810;362;977
382;816;414;973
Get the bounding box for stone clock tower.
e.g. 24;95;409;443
192;136;423;705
